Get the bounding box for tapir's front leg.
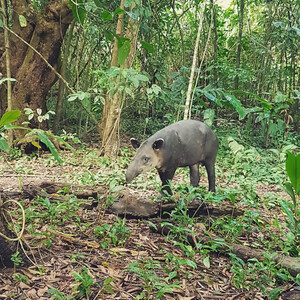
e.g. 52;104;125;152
158;168;176;195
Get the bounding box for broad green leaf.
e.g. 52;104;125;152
280;200;295;226
114;7;125;15
0;138;9;152
0;19;3;28
203;91;222;107
104;31;114;41
0;110;21;128
141;41;155;53
101;10;113;21
118;39;131;66
135;74;149;82
225;94;246;120
37;131;63;165
232;90;272;109
69;0;86;24
286;151;300;195
19;15;27;27
284;182;296;205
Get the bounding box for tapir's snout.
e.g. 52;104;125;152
125;170;134;183
125;164;141;183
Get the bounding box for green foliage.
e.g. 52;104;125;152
0;110;21;152
229;252;296;297
94;217;130;249
26;194;83;227
46;288;73;300
72;267;94;299
280;151;300;251
69;0;86;24
126;257;181;299
11;250;23;266
13;273;29;284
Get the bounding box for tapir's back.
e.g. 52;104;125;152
149;120;218;167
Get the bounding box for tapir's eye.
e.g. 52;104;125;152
143;156;150;164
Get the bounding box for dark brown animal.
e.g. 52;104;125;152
126;120;219;194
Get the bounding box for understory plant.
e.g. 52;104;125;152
281;151;300;255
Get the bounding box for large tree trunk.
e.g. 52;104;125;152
0;0;73;139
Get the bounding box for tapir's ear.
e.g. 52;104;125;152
130;138;141;149
152;138;164;150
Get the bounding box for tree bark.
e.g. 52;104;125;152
0;0;73;139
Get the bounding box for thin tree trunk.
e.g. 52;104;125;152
0;0;12;111
234;0;245;90
183;1;206;120
53;20;75;135
100;0;139;158
210;0;218;86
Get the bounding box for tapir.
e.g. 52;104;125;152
126;120;219;194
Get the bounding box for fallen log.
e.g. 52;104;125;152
0;181;107;200
109;189;243;218
150;220;300;277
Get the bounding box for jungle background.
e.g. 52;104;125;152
0;0;299;299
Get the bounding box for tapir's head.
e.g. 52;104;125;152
126;137;164;183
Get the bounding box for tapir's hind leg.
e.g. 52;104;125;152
158;168;176;195
189;164;200;187
204;162;216;192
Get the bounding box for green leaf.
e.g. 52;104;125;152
141;41;155;53
280;200;295;226
69;0;86;24
118;39;131;65
0;110;21;128
284;182;296;204
225;94;246;120
93;0;101;8
18;15;27;27
101;10;113;21
114;7;126;15
135;74;149;82
0;19;3;28
0;137;9;152
286;151;300;195
36;131;63;165
203;91;222;107
104;31;114;41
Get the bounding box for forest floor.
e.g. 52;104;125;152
0;146;299;300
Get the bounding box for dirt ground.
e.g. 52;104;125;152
0;151;298;299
